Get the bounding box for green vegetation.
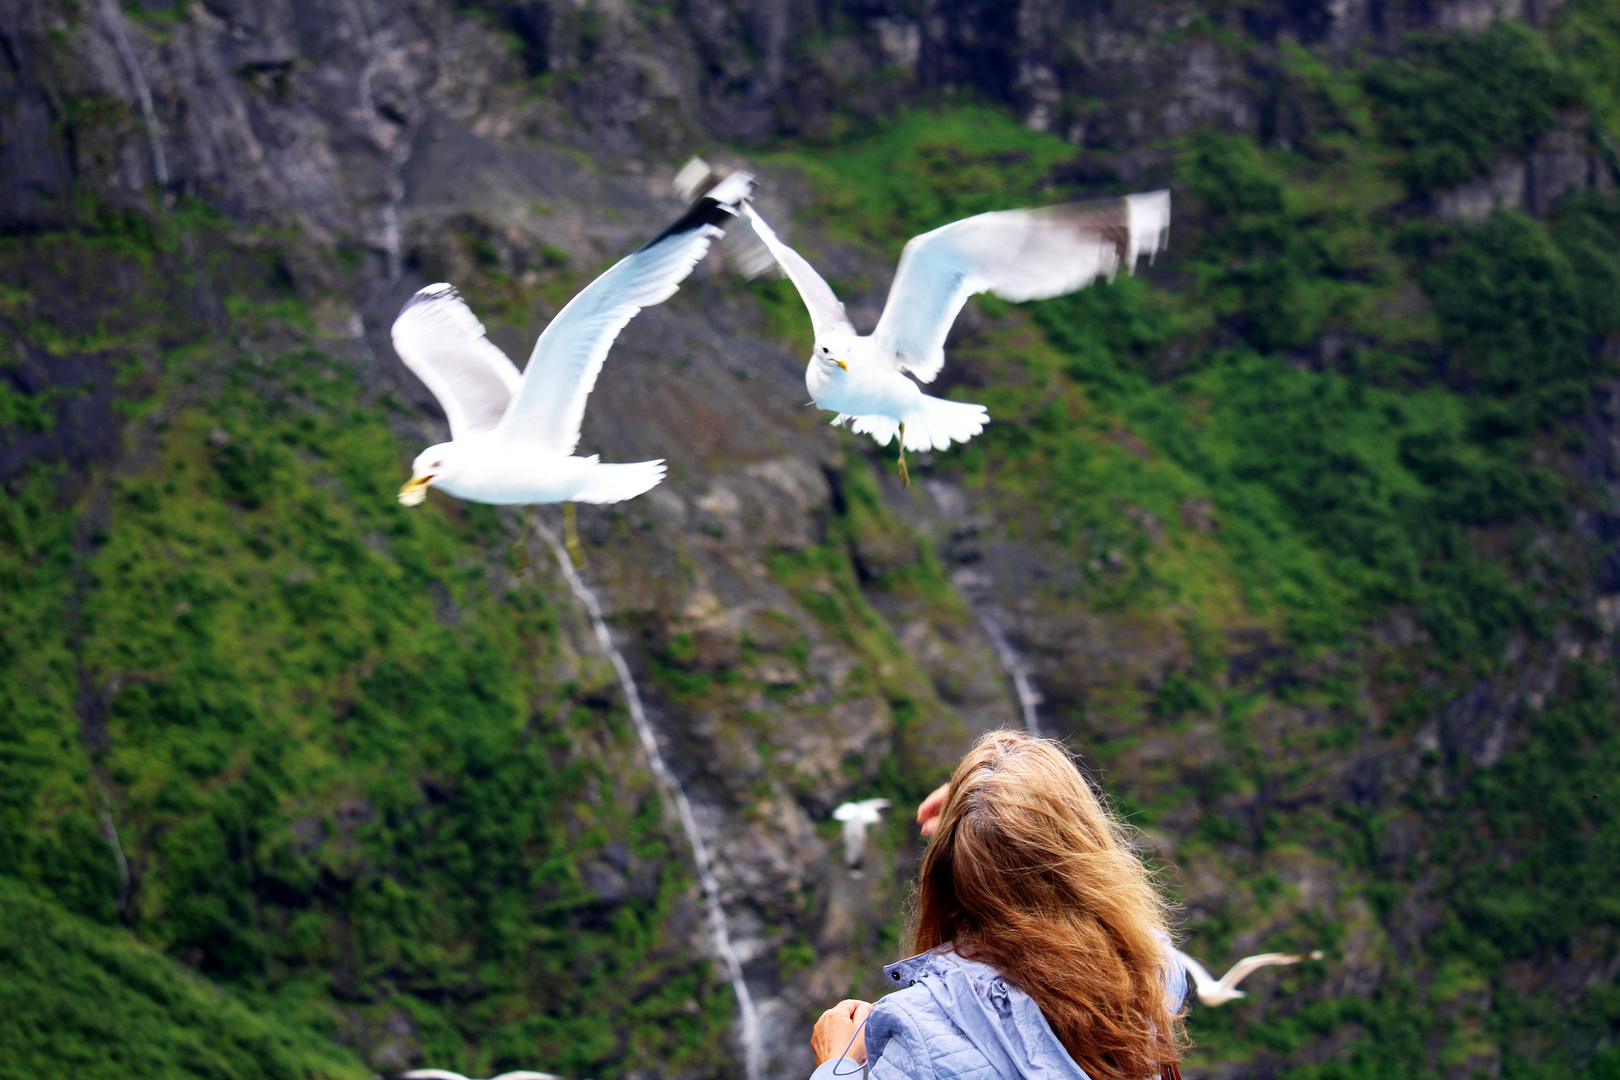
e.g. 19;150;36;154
1364;21;1580;195
0;214;731;1077
0;875;366;1080
763;15;1620;1080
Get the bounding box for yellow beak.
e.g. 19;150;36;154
398;475;433;506
834;359;848;371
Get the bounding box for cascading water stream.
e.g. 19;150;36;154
972;605;1042;736
342;0;405;283
95;0;169;189
537;522;763;1080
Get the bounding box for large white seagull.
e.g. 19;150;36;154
742;191;1171;485
393;172;755;509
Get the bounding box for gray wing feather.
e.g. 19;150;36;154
871;191;1171;383
498;173;754;453
391;285;523;438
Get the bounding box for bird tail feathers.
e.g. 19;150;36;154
903;394;989;452
572;460;667;504
833;412;899;446
834;397;989;452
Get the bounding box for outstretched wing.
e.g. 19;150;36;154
391;284;523;439
1218;952;1308;994
741;203;857;342
871;191;1171;383
498;173;755;454
1172;948;1218;994
400;1070;471;1080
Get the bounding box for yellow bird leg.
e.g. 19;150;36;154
897;422;911;489
564;501;587;569
511;508;538;573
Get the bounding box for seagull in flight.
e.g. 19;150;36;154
401;1070;562;1080
832;798;890;876
741;191;1170;486
1174;947;1323;1006
393;173;755;559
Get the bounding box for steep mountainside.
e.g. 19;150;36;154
1;1;1619;1079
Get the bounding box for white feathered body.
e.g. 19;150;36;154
807;339;914;413
809;339;989;453
832;797;890;872
413;436;665;506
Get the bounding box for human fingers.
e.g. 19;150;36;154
916;781;951;835
811;1005;858;1065
849;1001;873;1061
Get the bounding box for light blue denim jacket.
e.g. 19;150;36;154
808;946;1187;1080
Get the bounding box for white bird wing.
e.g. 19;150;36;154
871;191;1172;384
391;285;523;439
400;1070;471;1080
496;172;755;453
1217;951;1309;994
491;1072;565;1080
832;802;859;821
1172;948;1217;994
741;203;857;341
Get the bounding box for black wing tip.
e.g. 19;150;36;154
397;282;461;319
634;172;756;254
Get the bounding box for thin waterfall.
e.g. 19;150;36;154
972;605;1042;736
342;0;404;283
537;522;763;1080
381;202;403;283
95;0;169;188
98;796;131;912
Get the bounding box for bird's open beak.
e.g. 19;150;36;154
398;474;433;506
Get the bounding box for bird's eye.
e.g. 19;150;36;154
432;460;443;468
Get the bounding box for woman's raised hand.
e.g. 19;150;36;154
811;999;873;1065
917;782;951;837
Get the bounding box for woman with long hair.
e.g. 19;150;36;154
809;730;1188;1080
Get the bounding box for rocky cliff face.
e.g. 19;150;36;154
2;1;1619;1079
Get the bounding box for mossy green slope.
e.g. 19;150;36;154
0;875;366;1080
0;213;732;1076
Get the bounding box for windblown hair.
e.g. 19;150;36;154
910;730;1187;1080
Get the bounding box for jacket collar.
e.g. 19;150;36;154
882;946;953;989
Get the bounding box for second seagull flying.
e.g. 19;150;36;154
743;191;1171;486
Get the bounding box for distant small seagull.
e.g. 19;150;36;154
393;172;755;522
1174;947;1323;1006
832;798;890;875
740;191;1170;486
401;1070;563;1080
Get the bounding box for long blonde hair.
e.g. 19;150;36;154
910;730;1186;1080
